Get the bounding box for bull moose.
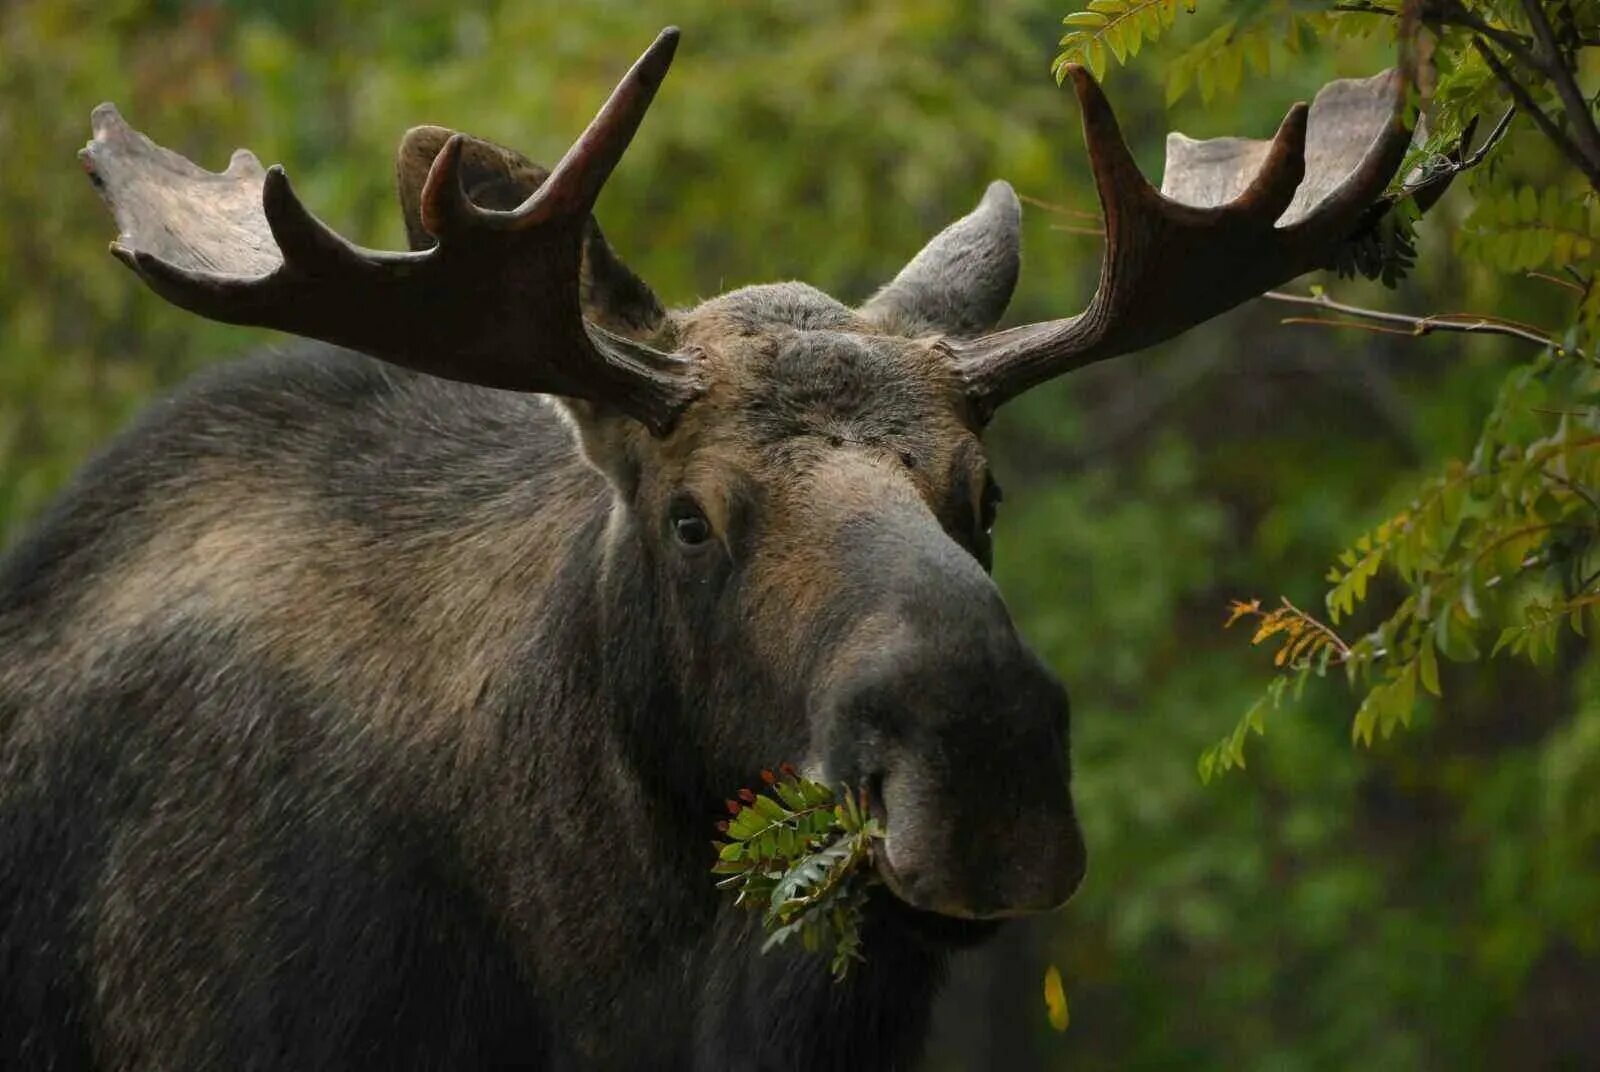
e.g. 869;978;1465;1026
0;23;1426;1072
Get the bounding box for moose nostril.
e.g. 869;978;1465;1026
863;771;887;826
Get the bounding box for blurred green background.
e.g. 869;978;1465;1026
3;1;1597;1068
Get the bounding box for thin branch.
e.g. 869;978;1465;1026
1542;466;1600;518
1433;309;1562;335
1519;0;1600;174
1340;0;1548;67
1473;38;1600;191
1398;107;1514;201
1017;192;1100;222
1278;316;1424;337
1527;269;1587;294
1459;106;1517;169
1438;0;1550;72
1471;522;1576;570
1483;551;1549;589
1335;2;1600;58
1279;597;1354;660
1263;289;1585;357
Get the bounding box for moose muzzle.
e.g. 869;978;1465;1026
819;508;1086;920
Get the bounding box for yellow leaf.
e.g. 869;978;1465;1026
1251;614;1289;645
1044;964;1071;1032
1224;598;1261;628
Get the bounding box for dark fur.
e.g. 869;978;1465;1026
1;196;1079;1070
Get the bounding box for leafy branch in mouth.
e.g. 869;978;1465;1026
711;765;884;980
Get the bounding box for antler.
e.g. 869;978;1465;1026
80;28;700;435
950;50;1421;417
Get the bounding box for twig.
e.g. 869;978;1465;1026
1263;289;1585;356
1335;2;1600;56
1438;0;1550;72
1017;192;1101;222
1278;316;1423;337
1433;310;1561;335
1339;1;1539;67
1398;107;1513;200
1483;551;1548;589
1519;0;1600;177
1542;466;1600;518
1528;269;1587;295
1471;522;1577;571
1459;106;1516;169
1279;597;1354;661
1531;406;1600;417
1472;38;1600;191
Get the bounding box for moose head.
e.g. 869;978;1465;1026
80;27;1420;923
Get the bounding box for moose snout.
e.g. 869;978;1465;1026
814;499;1086;919
820;625;1086;921
872;754;1087;920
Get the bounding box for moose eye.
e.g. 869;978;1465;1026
670;496;713;547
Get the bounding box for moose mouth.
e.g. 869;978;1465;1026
869;877;1004;949
868;822;1006;948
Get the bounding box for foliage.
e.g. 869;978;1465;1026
1053;0;1197;82
1056;0;1600;776
712;767;884;980
1042;964;1072;1032
1056;0;1351;104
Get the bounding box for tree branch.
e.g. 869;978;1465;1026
1438;0;1550;71
1518;0;1600;176
1398;107;1514;203
1472;37;1600;191
1262;288;1587;358
1340;0;1600;188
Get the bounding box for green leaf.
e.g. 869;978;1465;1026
1419;631;1442;697
751;794;787;822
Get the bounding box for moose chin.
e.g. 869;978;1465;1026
0;22;1425;1072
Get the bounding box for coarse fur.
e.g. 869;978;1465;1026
0;179;1083;1068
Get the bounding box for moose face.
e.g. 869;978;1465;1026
83;26;1418;924
568;282;1086;920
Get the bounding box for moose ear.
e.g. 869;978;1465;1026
860;180;1021;339
395;126;668;339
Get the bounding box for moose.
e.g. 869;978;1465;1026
0;23;1426;1072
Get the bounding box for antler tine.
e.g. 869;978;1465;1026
1232;103;1310;223
419;133;480;239
949;2;1423;417
263;164;403;273
84;29;701;435
524;26;679;225
1066;64;1160;220
425;26;681;235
